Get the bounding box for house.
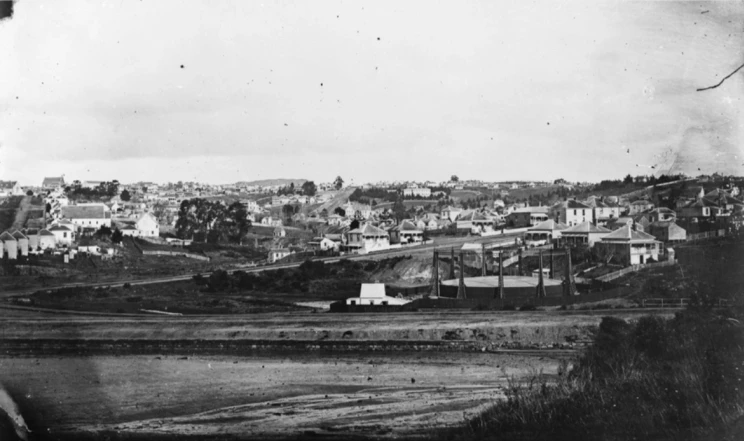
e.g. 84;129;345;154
344;223;390;254
23;228;39;250
260;216;283;227
606;217;639;231
552;200;594;226
343;201;373;219
507;206;550;228
11;231;29;257
676;199;721;220
38;229;57;249
308;237;339;252
392;220;424;244
524;220;568;246
597;225;663;265
345;283;409;306
402;187;431;198
42;176;66;191
441;206;463;222
647;221;687;243
273;226;286;238
1;231;18;259
0;181;22;197
561;221;612;247
49;225;74;246
585;199;620;224
457;211;496;233
642;207;677;223
60;204;112;231
628;200;654;215
135;213;159;237
268;248;291;263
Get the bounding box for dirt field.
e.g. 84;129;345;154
0;352;564;440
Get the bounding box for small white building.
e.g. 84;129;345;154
345;283;409;306
60;204;112;231
268;248;291;263
49;225;74;246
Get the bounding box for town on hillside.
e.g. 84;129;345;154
0;174;741;267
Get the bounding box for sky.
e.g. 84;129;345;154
0;0;743;186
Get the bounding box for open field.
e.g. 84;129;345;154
0;352;565;440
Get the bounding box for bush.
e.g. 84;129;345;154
192;274;207;286
122;283;131;289
518;304;537;311
502;304;516;311
207;269;231;291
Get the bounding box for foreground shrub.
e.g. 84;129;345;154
456;308;744;441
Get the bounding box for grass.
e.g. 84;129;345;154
447;307;744;441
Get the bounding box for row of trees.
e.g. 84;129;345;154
175;199;252;243
277;181;318;197
64;180;120;200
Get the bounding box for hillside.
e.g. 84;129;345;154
235;178;308;187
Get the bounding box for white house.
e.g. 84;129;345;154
0;181;22;197
308;237;339;252
48;225;74;246
553;200;595;226
60;204;112;231
597;225;662;265
345;283;409;306
121;213;160;237
268;248;291;263
345;223;390;254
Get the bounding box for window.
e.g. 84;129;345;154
350;300;356;305
573;210;577;215
382;301;388;306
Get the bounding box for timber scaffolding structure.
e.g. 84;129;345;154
429;245;577;306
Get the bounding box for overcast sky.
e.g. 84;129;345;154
1;0;742;186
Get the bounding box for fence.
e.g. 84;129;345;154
639;298;730;308
685;229;726;242
595;259;676;282
141;250;211;261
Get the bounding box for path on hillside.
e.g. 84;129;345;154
1;231;523;298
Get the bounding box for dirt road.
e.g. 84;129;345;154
0;352;563;439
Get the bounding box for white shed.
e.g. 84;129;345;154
346;283;409;306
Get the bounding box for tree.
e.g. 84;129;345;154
282;204;295;220
334;207;346;217
26;190;33;196
120;189;131;201
334;176;344;190
45;202;52;213
623;174;633;185
349;219;360;230
301;181;317;196
320;208;328;218
111;228;123;244
451;175;459;182
96;225;113;239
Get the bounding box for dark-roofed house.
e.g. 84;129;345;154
507;206;550;228
1;231;18;259
597;225;663;265
389;220;423;244
584;198;621;224
268;248;292;263
647;221;687;243
561;221;612;247
60;204;112;231
642;207;676;223
344;223;390;254
42;176;66;191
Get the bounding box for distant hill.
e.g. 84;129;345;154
235;178;308;187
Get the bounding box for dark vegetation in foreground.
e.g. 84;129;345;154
447;306;744;441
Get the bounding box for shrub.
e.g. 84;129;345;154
518;304;537;311
122;283;131;289
192;274;207;286
502;304;516;311
207;269;231;291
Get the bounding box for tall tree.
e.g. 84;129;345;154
301;181;317;196
451;175;459;182
333;176;344;190
120;189;131;201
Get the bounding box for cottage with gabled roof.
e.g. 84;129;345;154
561;221;611;247
1;231;18;259
49;225;74;246
38;229;57;249
11;231;29;257
42;176;66;191
0;180;22;197
647;221;687;243
597;225;662;265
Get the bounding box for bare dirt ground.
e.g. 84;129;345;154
0;352;565;440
